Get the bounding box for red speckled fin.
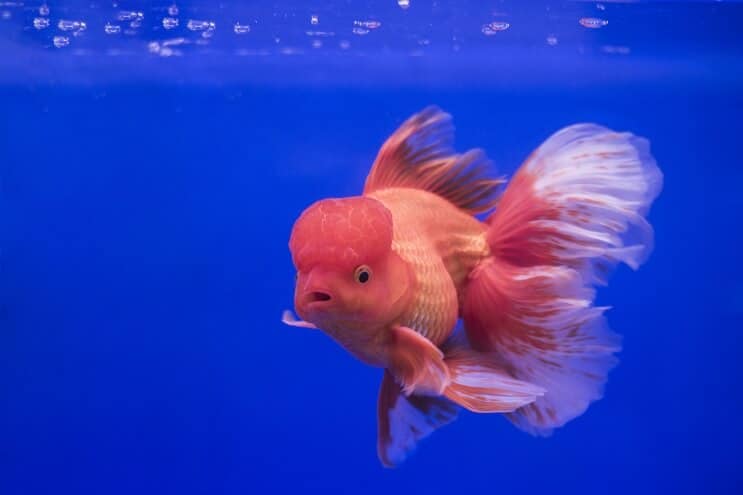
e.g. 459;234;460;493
377;371;458;468
487;124;663;284
463;124;661;435
363;106;504;215
388;325;450;397
463;259;619;434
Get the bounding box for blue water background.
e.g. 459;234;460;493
2;1;741;494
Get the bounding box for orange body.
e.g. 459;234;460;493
367;187;488;346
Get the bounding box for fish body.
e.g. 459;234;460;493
369;187;488;346
284;107;662;466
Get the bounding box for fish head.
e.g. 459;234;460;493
289;196;413;338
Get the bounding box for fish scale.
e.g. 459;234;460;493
370;187;489;346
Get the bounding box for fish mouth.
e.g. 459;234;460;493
309;291;331;302
302;290;333;309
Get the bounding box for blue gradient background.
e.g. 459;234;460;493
1;2;742;495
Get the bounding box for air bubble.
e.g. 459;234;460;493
234;22;250;34
187;19;215;31
310;14;318;25
53;35;69;48
482;21;509;35
162;17;178;29
579;17;608;29
117;11;143;21
353;20;381;29
305;30;334;37
602;45;630;55
58;19;86;32
162;37;186;47
104;22;121;34
149;41;180;57
33;17;50;29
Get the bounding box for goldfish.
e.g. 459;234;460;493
283;107;662;467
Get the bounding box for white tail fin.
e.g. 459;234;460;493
464;124;662;434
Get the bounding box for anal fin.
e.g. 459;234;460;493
377;371;459;468
442;334;545;413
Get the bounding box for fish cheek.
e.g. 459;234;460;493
358;281;390;321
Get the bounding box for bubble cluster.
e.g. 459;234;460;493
20;4;626;60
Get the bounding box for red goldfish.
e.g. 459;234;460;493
283;107;662;467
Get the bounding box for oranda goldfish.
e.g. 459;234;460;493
283;107;662;467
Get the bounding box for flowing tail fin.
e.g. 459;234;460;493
462;124;662;435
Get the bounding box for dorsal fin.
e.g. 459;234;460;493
363;106;504;215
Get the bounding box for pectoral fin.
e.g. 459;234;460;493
387;325;450;396
281;310;317;329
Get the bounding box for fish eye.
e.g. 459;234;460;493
354;265;372;284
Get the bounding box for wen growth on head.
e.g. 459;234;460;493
283;107;663;467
